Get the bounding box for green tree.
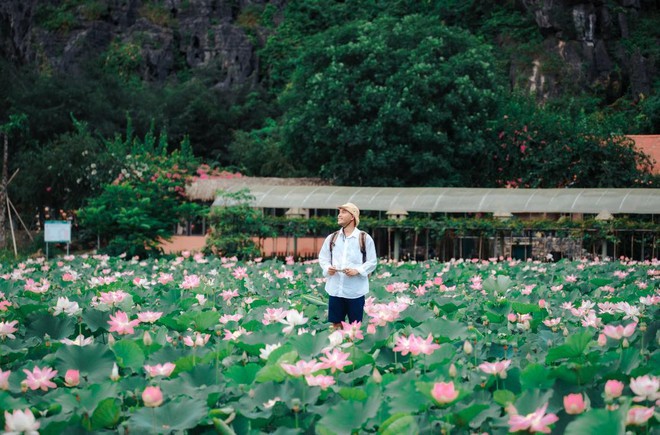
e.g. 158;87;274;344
487;94;656;188
78;132;203;258
280;14;503;186
205;190;274;259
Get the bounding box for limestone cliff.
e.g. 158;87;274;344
0;0;656;100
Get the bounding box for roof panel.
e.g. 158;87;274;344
204;181;660;214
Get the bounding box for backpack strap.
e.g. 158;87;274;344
329;230;340;264
330;230;368;264
359;231;367;263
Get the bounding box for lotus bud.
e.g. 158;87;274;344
449;364;457;378
20;380;28;393
622;338;629;348
291;398;301;413
639;323;647;332
372;367;382;384
110;363;120;381
142;331;153;346
142;386;163;407
44;333;51;348
597;334;607;346
107;334;115;345
463;340;473;355
248;389;255;398
64;369;80;387
562;327;569;337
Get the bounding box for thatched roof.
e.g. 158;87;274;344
186;176;330;201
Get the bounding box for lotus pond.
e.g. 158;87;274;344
0;253;657;434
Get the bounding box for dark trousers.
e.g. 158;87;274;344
328;295;365;324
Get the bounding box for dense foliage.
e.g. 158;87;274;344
0;1;658;235
0;254;657;433
76;125;204;258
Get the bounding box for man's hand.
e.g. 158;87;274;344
344;268;359;277
328;266;338;276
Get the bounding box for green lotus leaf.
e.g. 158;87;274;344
450;403;491;428
378;413;418;435
126;397;208;432
520;363;554;390
80;309;111;332
90;397;120;430
510;301;541;314
53;343;116;383
25;312;75;340
111;339;146;370
254;364;287;383
417;317;469;341
564;407;626;435
338;387;368;401
288;332;330;358
316;398;374;435
177;310;220;331
482;275;513;293
546;331;593;363
225;363;261;386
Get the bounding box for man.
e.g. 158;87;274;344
318;203;377;328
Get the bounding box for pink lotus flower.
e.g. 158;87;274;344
137;311;162;323
604;380;624;400
24;278;50;293
280;359;324;377
602;323;637;340
4;409;40;434
22;366;58;391
158;273;174;285
305;374;335;390
108;311;141;335
180;274;200;289
0;299;12;311
219;313;243;324
629;375;659;402
0;320;18;340
142;386;163;407
431;381;459;405
478;360;512;378
340;321;364;341
98;290;129;306
408;333;441;356
563;393;586;414
183;332;210;347
64;369;80;387
262;307;287;325
144;363;176;377
0;369;10;390
508;402;559;433
626;406;655;426
319;348;352;373
565;274;578;283
61;334;94;346
221;289;240;302
232;267;248;279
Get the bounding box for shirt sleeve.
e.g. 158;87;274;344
356;233;378;277
318;234;333;277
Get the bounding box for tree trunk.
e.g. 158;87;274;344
0;132;7;249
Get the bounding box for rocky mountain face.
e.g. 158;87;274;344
0;0;656;100
520;0;655;101
0;0;285;89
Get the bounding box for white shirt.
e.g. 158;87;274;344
318;228;377;299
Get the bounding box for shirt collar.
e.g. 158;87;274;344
341;227;360;238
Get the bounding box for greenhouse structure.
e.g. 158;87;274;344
185;178;660;261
